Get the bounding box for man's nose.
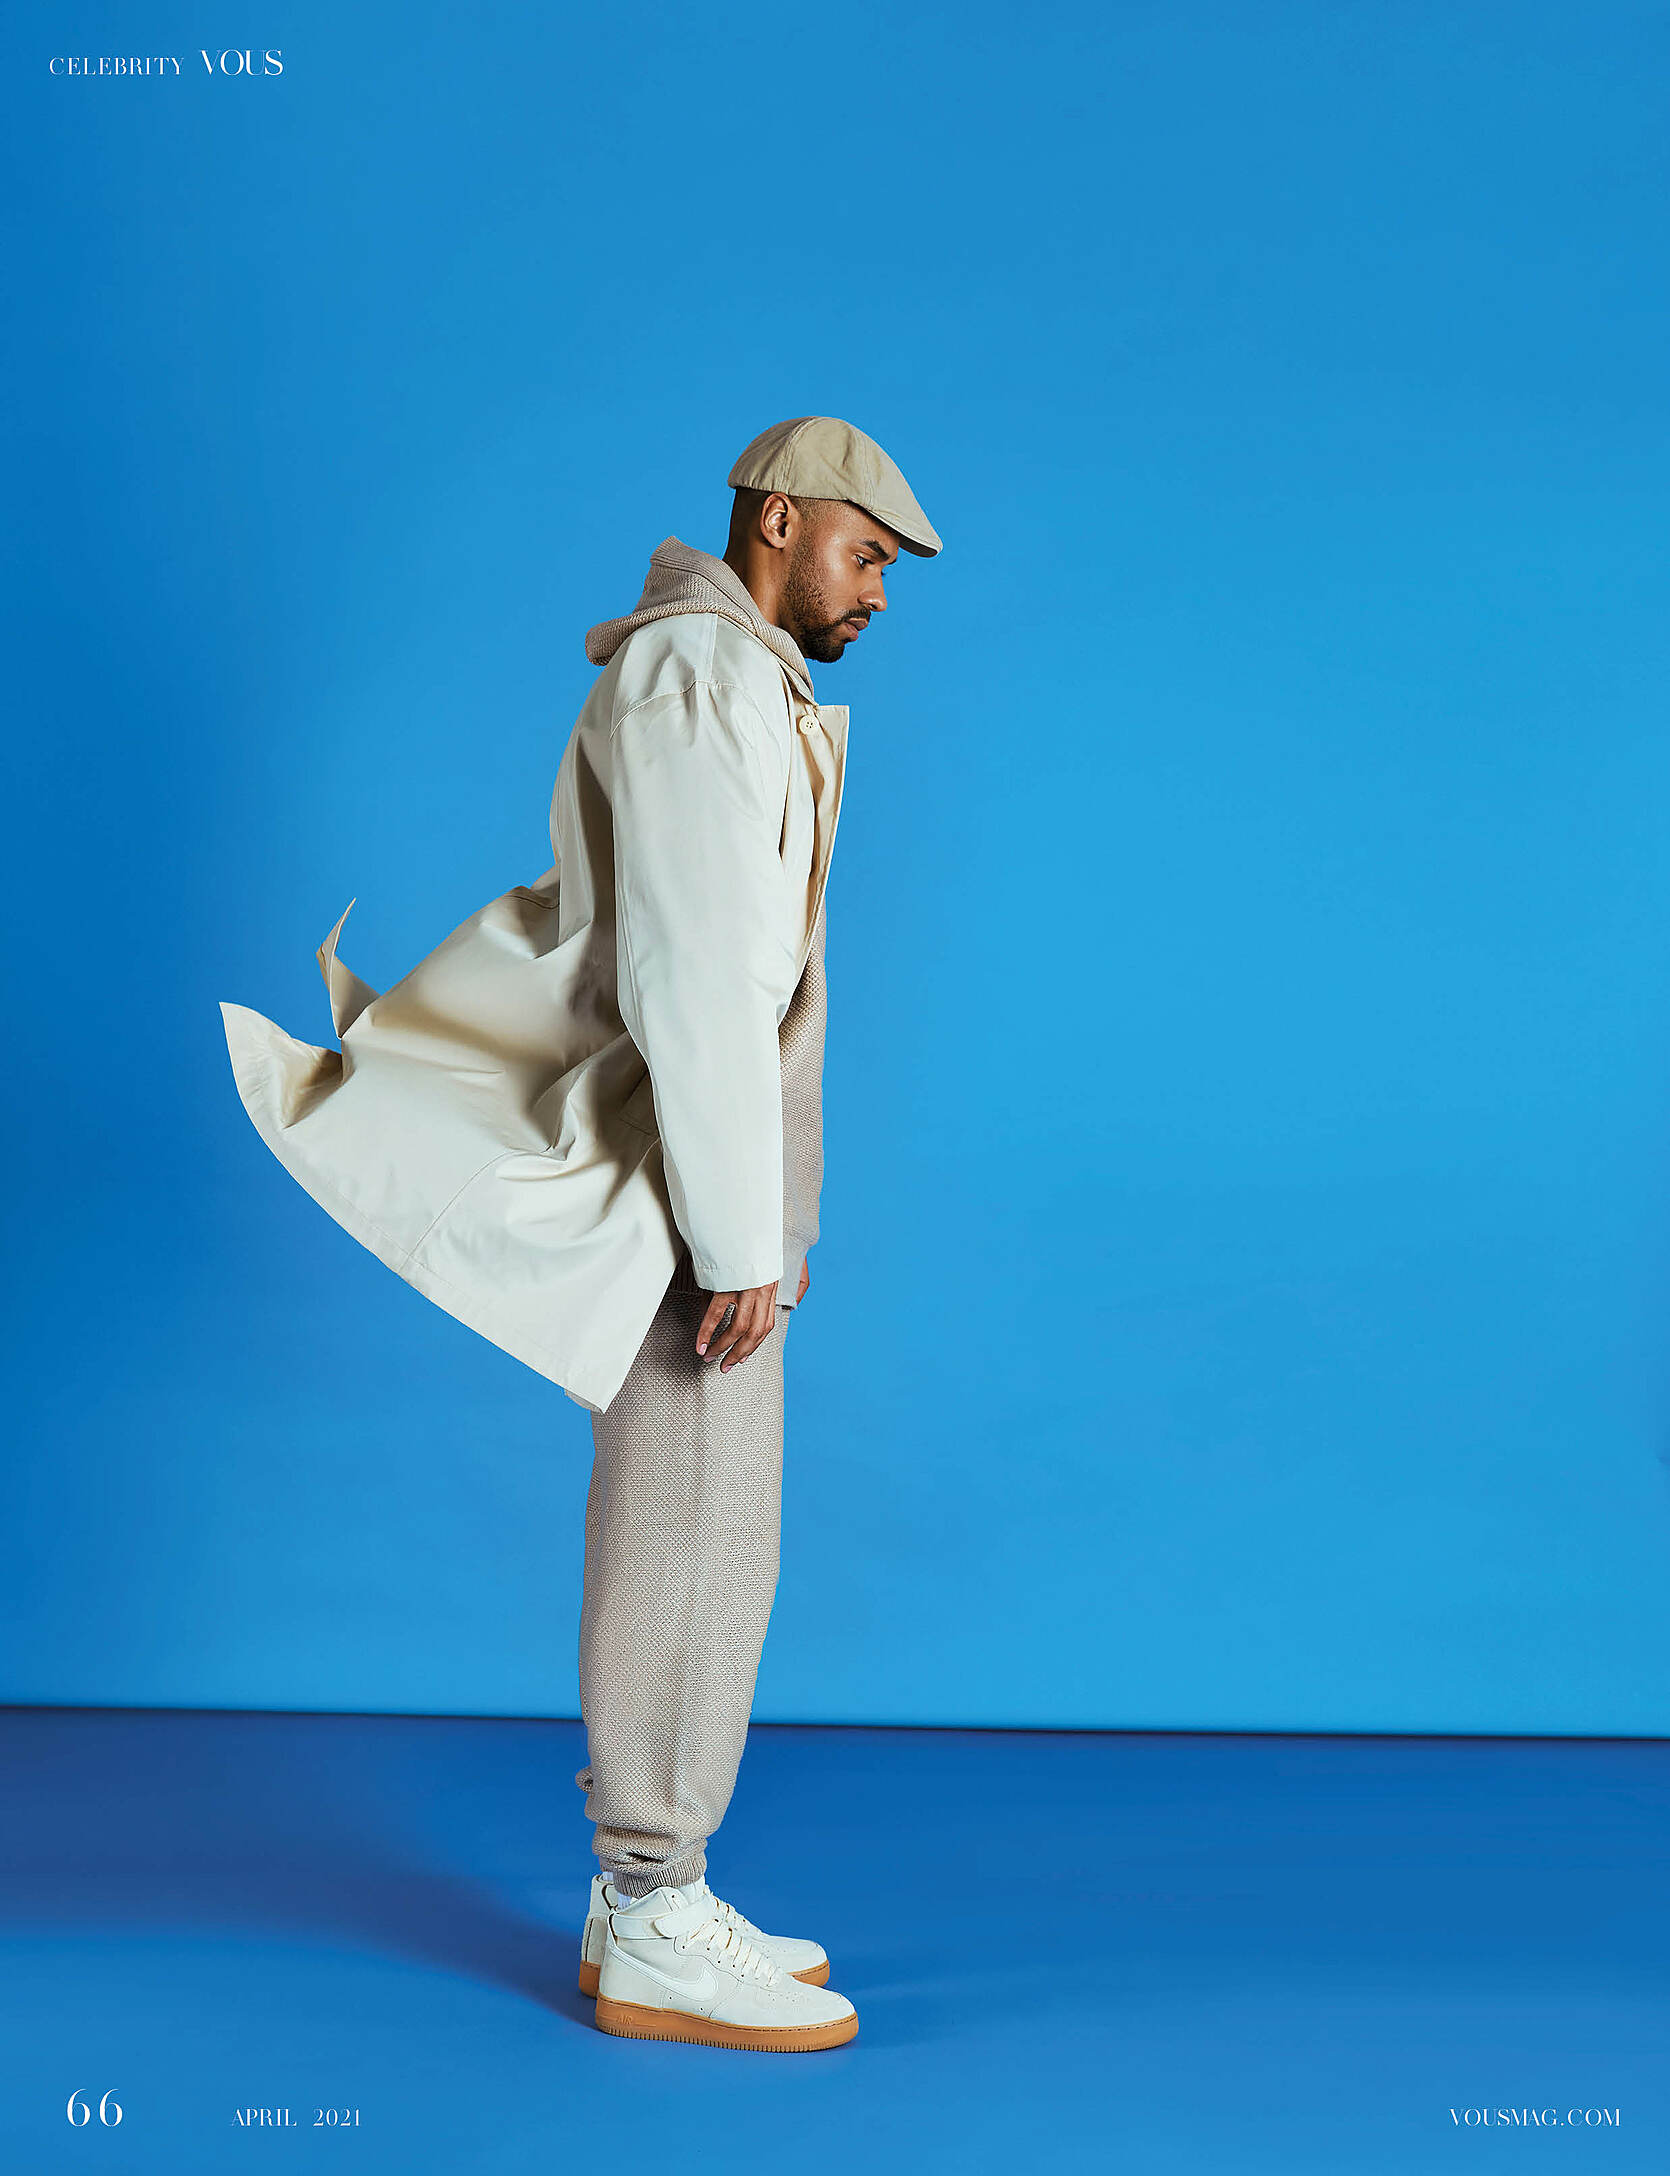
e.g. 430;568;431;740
859;579;887;613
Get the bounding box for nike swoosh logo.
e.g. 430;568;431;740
611;1948;719;2007
627;1958;714;2001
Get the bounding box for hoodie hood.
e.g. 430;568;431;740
584;536;815;703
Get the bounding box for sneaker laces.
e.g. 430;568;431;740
686;1912;778;1985
695;1880;765;1942
624;1894;780;1985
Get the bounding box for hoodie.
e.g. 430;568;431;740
584;535;816;702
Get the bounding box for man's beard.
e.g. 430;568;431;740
781;550;852;665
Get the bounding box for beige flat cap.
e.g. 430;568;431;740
727;415;942;557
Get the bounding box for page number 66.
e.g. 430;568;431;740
66;2089;123;2126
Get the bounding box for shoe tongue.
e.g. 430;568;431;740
615;1878;704;1916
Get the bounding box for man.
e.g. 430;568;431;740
219;416;942;2052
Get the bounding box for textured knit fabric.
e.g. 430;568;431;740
778;891;827;1306
574;896;827;1890
584;535;817;701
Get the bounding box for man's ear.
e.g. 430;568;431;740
761;491;795;551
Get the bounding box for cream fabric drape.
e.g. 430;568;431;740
219;540;847;1413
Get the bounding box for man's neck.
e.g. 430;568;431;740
721;544;789;641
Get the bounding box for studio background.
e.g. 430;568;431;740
5;0;1669;1735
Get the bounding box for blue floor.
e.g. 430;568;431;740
0;1711;1665;2173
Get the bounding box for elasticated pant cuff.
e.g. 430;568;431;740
609;1851;708;1899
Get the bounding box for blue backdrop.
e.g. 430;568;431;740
5;0;1668;1733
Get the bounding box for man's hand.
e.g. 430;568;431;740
696;1281;779;1371
795;1255;810;1305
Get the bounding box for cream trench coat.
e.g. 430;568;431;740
219;540;848;1414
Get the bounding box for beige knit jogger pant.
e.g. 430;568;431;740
573;898;826;1897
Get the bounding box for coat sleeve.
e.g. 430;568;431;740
610;677;797;1293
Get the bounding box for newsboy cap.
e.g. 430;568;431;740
727;416;942;557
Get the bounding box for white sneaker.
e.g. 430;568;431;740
593;1880;858;2052
577;1872;830;1995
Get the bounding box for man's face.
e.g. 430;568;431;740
779;503;901;665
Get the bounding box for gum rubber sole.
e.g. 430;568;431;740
578;1956;829;1997
594;1995;858;2052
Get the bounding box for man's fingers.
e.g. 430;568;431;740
699;1289;758;1367
710;1292;759;1368
692;1283;781;1371
706;1306;748;1367
714;1296;758;1370
718;1288;779;1371
696;1293;737;1357
695;1284;780;1368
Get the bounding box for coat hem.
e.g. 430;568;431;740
219;1005;620;1415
